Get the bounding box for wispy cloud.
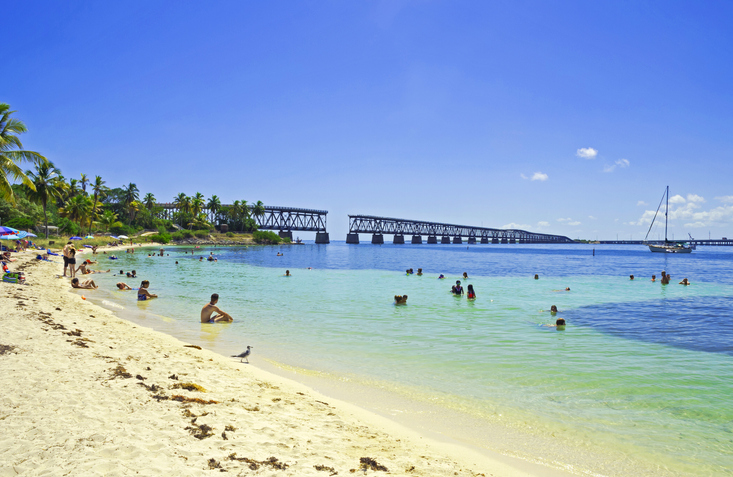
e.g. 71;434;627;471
521;172;548;181
588;215;597;220
537;221;550;228
603;158;630;173
568;221;581;226
637;200;647;206
557;217;581;226
502;222;530;230
715;195;733;203
577;147;598;159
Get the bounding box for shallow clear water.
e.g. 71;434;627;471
84;243;733;476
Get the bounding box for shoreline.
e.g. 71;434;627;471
1;251;567;476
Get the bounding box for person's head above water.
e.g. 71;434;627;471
534;274;539;279
556;318;566;326
456;280;461;285
565;287;570;291
550;305;558;312
630;275;634;280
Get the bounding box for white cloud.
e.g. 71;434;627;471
637;200;647;206
588;215;597;220
520;173;528;180
687;194;705;204
603;158;630;173
669;194;686;204
502;222;530;230
715;195;733;203
557;218;572;222
577;147;598;159
531;172;548;181
568;221;581;226
537;221;550;227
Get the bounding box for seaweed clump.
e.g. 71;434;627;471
111;364;133;379
0;344;17;356
172;382;206;392
227;454;288;470
185;421;214;440
360;457;388;472
171;395;218;404
184;344;202;350
314;464;337;475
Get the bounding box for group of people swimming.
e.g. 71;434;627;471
641;271;690;285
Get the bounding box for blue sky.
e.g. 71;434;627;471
5;1;733;240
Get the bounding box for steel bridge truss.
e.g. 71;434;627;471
156;204;328;232
348;215;573;243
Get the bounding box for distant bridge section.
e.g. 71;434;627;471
157;204;329;243
346;215;574;244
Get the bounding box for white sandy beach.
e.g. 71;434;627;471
0;251;572;476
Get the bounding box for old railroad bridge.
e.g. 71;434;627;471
157;203;331;243
346;215;574;244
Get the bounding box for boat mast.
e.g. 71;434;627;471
665;185;669;242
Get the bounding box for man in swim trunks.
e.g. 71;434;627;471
201;293;234;323
62;241;73;277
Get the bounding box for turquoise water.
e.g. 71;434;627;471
84;243;733;476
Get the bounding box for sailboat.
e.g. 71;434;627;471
644;186;692;253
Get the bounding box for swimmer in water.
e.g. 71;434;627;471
438;274;445;279
394;295;408;305
534;274;539;280
467;284;476;299
285;270;291;276
417;268;423;276
550;305;558;314
651;274;656;282
201;293;233;323
452;280;464;295
116;282;132;290
679;278;690;285
463;272;468;279
630;275;634;280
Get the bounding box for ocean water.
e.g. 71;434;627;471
83;243;733;476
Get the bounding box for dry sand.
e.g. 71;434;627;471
0;252;562;476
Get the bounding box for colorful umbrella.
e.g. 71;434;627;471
85;235;94;239
117;235;129;239
0;226;20;235
69;236;83;240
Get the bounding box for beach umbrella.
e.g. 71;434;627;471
0;226;20;235
110;235;118;239
117;235;129;239
0;231;27;240
85;235;94;239
69;236;83;240
26;233;37;237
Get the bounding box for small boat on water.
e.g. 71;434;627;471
644;186;692;254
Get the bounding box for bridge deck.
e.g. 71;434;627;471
348;215;573;243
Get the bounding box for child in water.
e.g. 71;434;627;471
467;284;476;299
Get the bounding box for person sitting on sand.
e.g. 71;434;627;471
137;280;157;301
116;282;132;290
467;284;476;299
201;293;233;323
285;270;291;276
679;278;690;285
394;295;408;305
71;277;98;289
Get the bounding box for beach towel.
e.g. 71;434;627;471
47;249;59;256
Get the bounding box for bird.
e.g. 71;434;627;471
232;346;252;363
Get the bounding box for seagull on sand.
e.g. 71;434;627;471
232;346;252;363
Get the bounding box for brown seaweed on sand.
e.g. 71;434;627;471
314;464;337;475
360;457;388;472
0;344;17;356
184;344;202;350
172;382;206;392
171;395;218;404
110;364;133;379
207;458;223;470
227;454;289;470
185;421;214;440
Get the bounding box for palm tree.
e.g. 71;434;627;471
143;192;156;210
88;176;107;235
25;161;63;238
0;103;47;203
121;183;139;223
207;195;221;224
191;192;205;217
67;179;80;199
60;194;93;229
79;173;89;193
252;200;266;222
231;200;242;231
97;210;119;232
